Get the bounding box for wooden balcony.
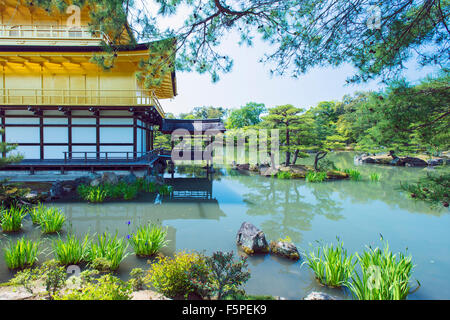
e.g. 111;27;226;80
0;25;108;46
0;88;165;116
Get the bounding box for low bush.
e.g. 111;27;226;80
145;251;210;299
4;237;40;270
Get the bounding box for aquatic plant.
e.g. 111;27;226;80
303;239;356;287
53;234;89;265
344;169;362;181
306;171;328;183
39;207;65;234
29;203;46;225
370;173;381;182
158;185;173;196
145;251;210;299
0;206;27;232
129;223;168;257
400;173;450;207
4;237;40;270
122;185;139;201
347;240;418;300
87;232;129;271
136;178;157;193
277;171;292;180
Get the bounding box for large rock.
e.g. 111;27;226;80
101;172;119;185
122;172;138;184
304;292;338;300
401;157;428;167
235;164;250;171
326;170;349;180
259;166;279;177
236;222;269;255
269;240;300;261
144;174;164;186
50;180;64;199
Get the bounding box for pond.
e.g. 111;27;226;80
0;152;449;300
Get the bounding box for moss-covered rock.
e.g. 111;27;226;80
269;240;300;261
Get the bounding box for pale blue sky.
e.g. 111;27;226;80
140;2;438;116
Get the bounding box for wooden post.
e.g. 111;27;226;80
96;112;100;160
1;111;5;158
39;113;44;160
68;112;72;160
133;117;137;160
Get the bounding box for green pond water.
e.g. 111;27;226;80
0;152;449;300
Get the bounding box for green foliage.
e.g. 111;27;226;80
78;185;108;203
276;171;292;180
347;240;417;300
344;169;362;181
39;207;65;234
42;260;67;300
0;206;27;233
56;274;133;300
129;223;169;257
0;129;23;168
370;173;381;182
158;185;173;196
52;234;89;266
303;239;357;288
129;268;146;291
306;171;328;183
317;159;337;172
0;182;30;208
30;203;46;225
4;237;40;270
400;173;450;207
87;233;129;271
226;103;267;129
203;251;251;300
145;251;210;299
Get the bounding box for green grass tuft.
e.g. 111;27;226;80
129;223;169;257
87;232;129;271
4;237;40;270
0;206;27;233
53;234;89;266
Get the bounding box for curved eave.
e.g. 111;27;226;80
0;43;177;99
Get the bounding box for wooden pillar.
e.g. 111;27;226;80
150;128;154;151
96;112;100;159
68;112;72;160
145;124;151;152
133;117;137;159
1;111;5;158
39;113;44;160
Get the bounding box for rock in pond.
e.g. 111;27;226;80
236;222;269;255
259;166;279;177
144;174;164;186
269;240;300;261
304;292;338;300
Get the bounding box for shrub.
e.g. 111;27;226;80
202;251;251;300
0;206;27;232
129;268;146;291
42;260;67;300
39;207;65;234
123;185;139;200
344;169;362;181
303;239;356;287
55;274;132;300
347;240;418;300
87;233;129;271
306;171;328;183
145;251;210;299
4;237;40;270
52;234;89;266
129;223;169;257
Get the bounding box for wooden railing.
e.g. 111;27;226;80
0;88;165;116
63;150;161;163
0;25;109;42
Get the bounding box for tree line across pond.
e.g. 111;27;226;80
154;71;449;166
